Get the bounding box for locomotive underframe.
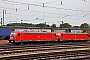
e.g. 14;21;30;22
9;39;89;44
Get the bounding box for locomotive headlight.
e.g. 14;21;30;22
56;33;60;36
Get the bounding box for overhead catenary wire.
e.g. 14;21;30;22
1;1;90;16
1;0;90;12
1;0;90;18
0;6;88;18
0;0;90;25
1;0;90;19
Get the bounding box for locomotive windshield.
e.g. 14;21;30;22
10;33;16;37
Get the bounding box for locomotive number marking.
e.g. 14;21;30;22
38;36;40;37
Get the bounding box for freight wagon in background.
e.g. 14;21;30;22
0;27;12;40
14;28;51;32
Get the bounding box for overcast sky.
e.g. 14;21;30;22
0;0;90;26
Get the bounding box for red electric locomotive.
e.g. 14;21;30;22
9;32;60;44
9;30;89;44
58;32;89;41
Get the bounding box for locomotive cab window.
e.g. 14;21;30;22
10;33;16;37
18;33;20;36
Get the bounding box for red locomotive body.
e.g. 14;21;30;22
9;32;60;44
59;33;89;41
9;31;89;44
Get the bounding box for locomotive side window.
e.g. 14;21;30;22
62;34;63;36
18;33;20;36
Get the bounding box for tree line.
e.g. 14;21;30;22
6;22;90;29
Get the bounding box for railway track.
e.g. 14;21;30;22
0;42;90;60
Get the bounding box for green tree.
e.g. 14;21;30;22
36;23;50;27
80;23;89;29
73;26;80;28
6;23;21;26
51;24;56;28
59;23;72;28
6;23;36;27
36;23;45;27
6;23;50;27
46;25;50;27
